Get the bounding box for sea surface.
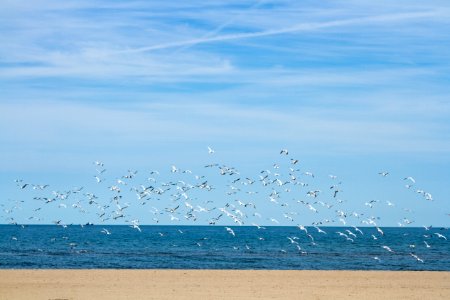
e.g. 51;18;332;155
0;225;449;270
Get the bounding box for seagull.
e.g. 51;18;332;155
403;176;416;184
308;204;318;213
314;226;327;234
94;161;104;167
352;226;364;235
207;146;215;154
434;233;447;240
378;171;389;177
33;184;49;190
307;190;320;198
336;231;348;238
424;241;431;248
376;227;384;236
252;223;266;230
225;227;235;237
280;149;289;155
170;214;179;221
297;225;308;234
382;245;394;253
304;172;314;178
287;237;298;244
403;218;413;225
130;220;142;232
269;218;279;224
410;253;424;263
101;228;111;235
345;230;357;238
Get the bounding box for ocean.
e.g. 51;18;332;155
1;225;449;270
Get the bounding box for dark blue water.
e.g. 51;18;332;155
0;225;448;270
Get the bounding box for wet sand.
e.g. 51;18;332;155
0;270;449;300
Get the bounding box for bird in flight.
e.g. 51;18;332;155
101;228;111;235
225;227;235;237
410;253;424;263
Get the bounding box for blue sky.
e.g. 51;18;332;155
1;0;450;226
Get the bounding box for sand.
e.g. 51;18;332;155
0;270;449;300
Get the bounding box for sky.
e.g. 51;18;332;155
1;0;450;227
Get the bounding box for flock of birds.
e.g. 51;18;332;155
2;147;448;265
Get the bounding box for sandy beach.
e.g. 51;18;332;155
0;270;449;300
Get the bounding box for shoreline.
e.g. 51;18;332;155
1;270;449;299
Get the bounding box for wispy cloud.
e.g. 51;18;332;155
1;1;450;167
122;10;444;53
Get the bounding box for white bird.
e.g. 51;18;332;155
101;228;111;235
434;233;447;240
376;227;384;236
410;253;424;263
403;218;413;225
352;226;364;235
403;176;416;184
225;227;235;237
297;225;308;234
345;230;357;238
424;241;431;248
94;161;104;167
336;231;348;238
307;190;320;198
280;149;289;155
382;245;394;253
308;204;318;213
130;220;142;232
304;172;314;178
287;237;298;244
170;214;179;221
207;146;215;154
252;223;266;230
270;218;279;224
314;226;327;234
